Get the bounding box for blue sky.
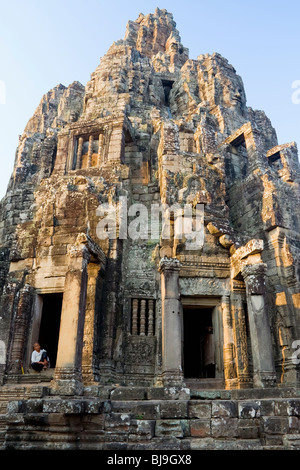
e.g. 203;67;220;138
0;0;299;199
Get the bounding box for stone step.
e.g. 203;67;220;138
190;386;299;400
185;378;225;389
5;370;53;385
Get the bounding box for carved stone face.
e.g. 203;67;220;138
222;77;246;112
189;178;200;193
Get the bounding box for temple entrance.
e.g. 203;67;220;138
38;293;63;368
183;307;216;378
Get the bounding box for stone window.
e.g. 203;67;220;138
267;151;283;171
73;133;104;170
130;298;155;336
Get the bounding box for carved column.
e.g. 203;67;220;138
87;135;94;168
52;243;90;395
97;133;104;166
221;295;237;388
242;263;276;388
81;262;104;384
140;299;146;336
8;284;33;376
98;238;122;381
76;137;83;170
131;299;138;335
159;257;183;386
231;293;251;388
148;299;154;336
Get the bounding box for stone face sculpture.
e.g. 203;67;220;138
0;7;300;399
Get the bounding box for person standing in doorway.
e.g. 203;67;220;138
31;342;49;372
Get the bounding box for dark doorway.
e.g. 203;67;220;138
183;307;215;378
162;79;174;106
38;293;63;368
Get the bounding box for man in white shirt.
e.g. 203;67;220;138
31;342;48;372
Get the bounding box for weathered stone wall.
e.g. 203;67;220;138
1;385;300;450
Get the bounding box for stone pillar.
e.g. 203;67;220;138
87;135;94;168
76;137;83;170
140;299;146;336
81;262;103;384
148;299;154;337
97;133;104;166
231;293;251;388
52;243;90;395
98;238;122;381
8;284;33;376
159;257;183;385
221;295;237;388
242;263;276;388
131;298;138;335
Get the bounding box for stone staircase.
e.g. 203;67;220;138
0;372;53;449
0;384;29;448
0;383;299;450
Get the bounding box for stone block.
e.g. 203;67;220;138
160;400;188;418
274;400;290;416
190;390;231;400
6;401;22;414
287;400;300;416
259;400;275;416
23;413;49;426
84;399;110;414
129;419;155;440
235;440;262;450
47;413;69;426
110;387;146;401
147;387;190;401
212;400;238;418
283;434;300;449
188;401;211;419
104;413;131;433
287;416;299;433
261;416;289;435
147;388;166;400
211;418;239;438
238;401;261;419
190;419;210;437
189;437;214;450
264;435;283;447
155;419;185;438
42;399;85;414
238;419;259;439
20;399;43;414
82;414;105;431
111;401;160;420
29;386;50;398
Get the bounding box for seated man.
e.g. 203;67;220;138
31;342;49;372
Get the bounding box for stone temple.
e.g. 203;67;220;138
0;8;300;450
